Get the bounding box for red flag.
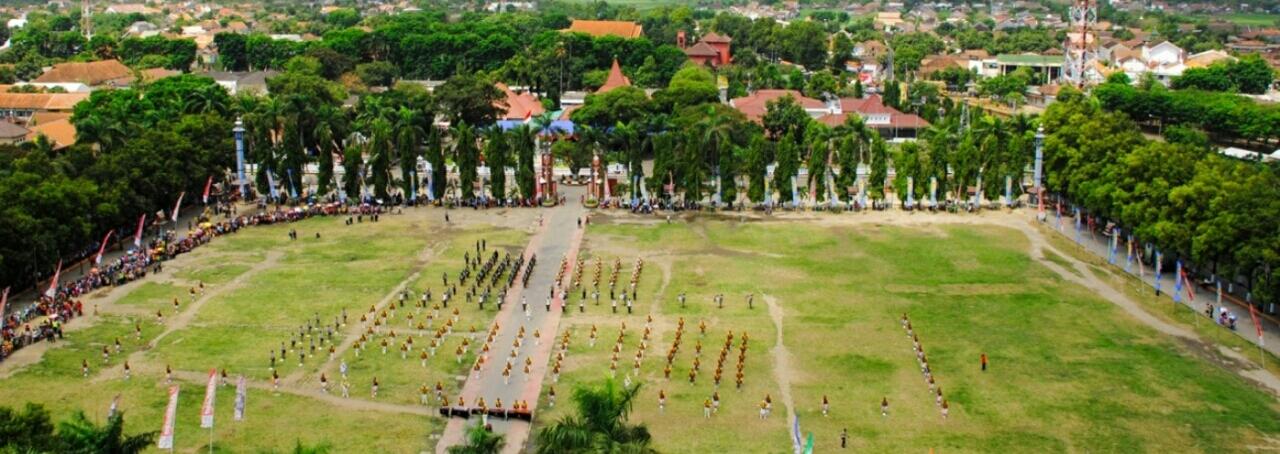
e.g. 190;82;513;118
200;368;217;428
202;176;213;204
94;230;115;265
45;260;62;298
133;214;147;248
1249;303;1265;347
171;192;185;222
157;385;179;449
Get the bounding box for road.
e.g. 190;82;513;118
437;186;587;453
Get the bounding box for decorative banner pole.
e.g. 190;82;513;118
234;118;248;198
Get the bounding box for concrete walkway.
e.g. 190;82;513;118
437;187;587;454
1038;210;1280;356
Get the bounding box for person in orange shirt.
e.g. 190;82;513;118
981;353;988;372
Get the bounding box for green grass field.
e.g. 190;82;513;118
1194;12;1280;26
537;218;1280;452
1;210;1276;452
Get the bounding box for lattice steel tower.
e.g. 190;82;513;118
1063;0;1098;86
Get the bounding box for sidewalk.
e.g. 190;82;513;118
1038;211;1280;356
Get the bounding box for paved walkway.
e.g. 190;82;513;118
1037;210;1280;356
437;188;587;454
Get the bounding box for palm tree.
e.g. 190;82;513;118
447;422;506;454
56;412;155;454
535;378;655;454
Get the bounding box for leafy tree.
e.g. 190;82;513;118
214;32;249;71
868;135;888;198
511;125;536;198
773;132;800;203
651;64;719;113
356;61;400;87
57;411;156;454
436;72;504;126
535;378;655;454
448;422;505;454
762;94;810;141
571;86;651;129
484;128;510;198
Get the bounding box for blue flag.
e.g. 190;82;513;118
1173;259;1183;303
266;169;279;199
1155;251;1163;294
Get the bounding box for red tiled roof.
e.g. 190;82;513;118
495;83;545;120
684;41;720;57
33;60;134;86
701;31;732;43
564;20;644;39
729;89;825;123
597;59;631;94
26;118;76;149
822;95;931;130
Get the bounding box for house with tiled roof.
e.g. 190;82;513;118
564;20;644;39
495;83;545;121
32;60;135;91
26;118;77;150
679;31;732;67
816;95;930;139
106;3;159;15
0;92;89;124
0;120;29;145
729;89;828;123
1185;49;1235;68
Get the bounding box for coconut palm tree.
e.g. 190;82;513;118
56;412;155;454
447;422;506;454
534;378;654;454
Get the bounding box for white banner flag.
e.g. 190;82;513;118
234;375;246;421
158;385;180;449
171;192;186;223
200;369;217;428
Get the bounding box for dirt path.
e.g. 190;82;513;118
1015;221;1280;396
762;294;799;447
168;370;434;416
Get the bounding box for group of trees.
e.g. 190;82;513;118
1042;87;1280;306
0;74;233;290
1095;74;1280;146
1172;54;1277;94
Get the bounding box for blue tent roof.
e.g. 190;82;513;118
494;120;575;136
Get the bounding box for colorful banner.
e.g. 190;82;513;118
266;170;279;199
1154;251;1163;294
134;214;146;248
1107;228;1117;265
1180;267;1195;302
45;260;62;298
1004;175;1012;207
200;369;217;428
1249;303;1265;347
286;168;299;199
791;416;802;453
1125;235;1134;273
202;176;213;204
906;176;914;208
234;375;246;421
171;192;185;223
158;386;179;450
107;394;121;419
929;176;937;208
1174;260;1183;303
95;230;115;265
